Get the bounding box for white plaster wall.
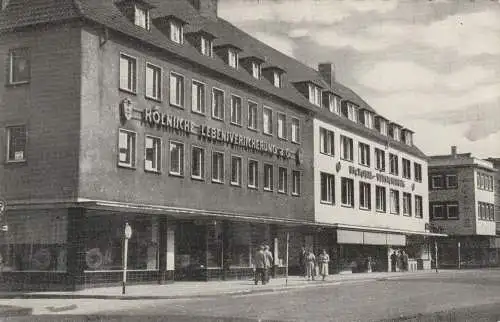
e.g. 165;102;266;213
474;170;496;236
313;119;429;232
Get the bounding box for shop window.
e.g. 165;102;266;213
8;48;30;84
248;101;258;130
169;141;184;176
414;195;423;218
402;158;411;179
145;135;161;172
191;80;206;114
6;125;27;162
263;107;273;135
212;151;224;183
191;146;205;180
341;177;354;207
230;95;242;125
390;189;399;214
248;159;258;188
359;181;371;210
376;186;386;212
277;113;286;139
291;118;300;143
169;72;184;108
278;167;288;194
264;163;273;191
403;192;412;216
119;53;137;93
320;128;334;156
358;142;370;167
118;129;136;168
85;215;159;271
375;148;385;171
145;63;161;101
389;154;398;176
320;172;335;204
292;170;301;196
212;88;224;120
231;156;242;186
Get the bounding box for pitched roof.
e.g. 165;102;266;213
0;0;425;158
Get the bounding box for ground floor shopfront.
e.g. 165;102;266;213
435;235;499;269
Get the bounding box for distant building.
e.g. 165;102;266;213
429;147;497;268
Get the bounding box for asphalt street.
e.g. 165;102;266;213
7;270;500;322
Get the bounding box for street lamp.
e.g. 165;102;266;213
122;222;132;295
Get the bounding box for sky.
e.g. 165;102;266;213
218;0;500;159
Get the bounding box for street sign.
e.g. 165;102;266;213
124;222;132;239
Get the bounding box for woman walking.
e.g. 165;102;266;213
305;249;316;281
318;249;330;281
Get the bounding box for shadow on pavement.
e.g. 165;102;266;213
5;315;284;322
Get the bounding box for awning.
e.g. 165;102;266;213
337;229;406;246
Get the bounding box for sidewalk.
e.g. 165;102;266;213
0;270;440;300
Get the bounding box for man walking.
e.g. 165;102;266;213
264;245;273;283
253;245;267;285
390;251;397;272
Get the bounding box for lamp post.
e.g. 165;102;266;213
122;222;132;295
434;239;438;273
458;241;461;270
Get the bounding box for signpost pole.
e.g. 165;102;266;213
285;232;289;287
434;240;439;273
122;222;132;295
458;242;461;270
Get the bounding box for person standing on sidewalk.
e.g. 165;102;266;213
390;251;397;272
299;246;307;278
318;249;330;281
402;251;409;272
305;249;316;281
264;245;273;283
253;245;267;285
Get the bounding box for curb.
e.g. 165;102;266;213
0;305;33;317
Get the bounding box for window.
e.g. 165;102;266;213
344;103;358;122
403;193;412;216
404;132;413;145
170;21;183;44
228;49;238;69
359;182;371;210
248;160;258;188
230;95;242;125
393;126;401;141
169;141;184;176
273;71;282;88
200;36;213;57
432;204;445;219
191;80;206;114
389;154;399;176
264;164;273;191
263;107;273;135
390;189;399;214
364;111;374;129
277;113;286;139
447;204;458;219
402;158;411;179
134;5;150;30
341;177;354;207
308;84;322;106
478;202;495;221
292;171;301;196
191;146;205;180
278;167;288;193
414;195;423;218
340;135;353;161
118;129;136;168
8;48;30;84
169;73;184;108
375;148;385;171
291;118;300;143
320;128;335;156
212;88;224;120
320;173;335;204
414;163;422;182
119;54;137;92
377;118;388;136
231;156;242;186
252;62;261;79
446;174;457;188
358;143;370;166
145;63;161;100
212;151;224;183
145;135;161;172
328;94;341;114
431;175;443;189
6;125;26;162
376;186;386;212
248;101;258;130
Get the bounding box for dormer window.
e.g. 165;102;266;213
201;36;213;57
389;124;401;141
402;130;413;146
342;102;358;122
263;67;285;88
375;117;388;136
228;48;238;69
273;71;282;88
308;84;322;107
363;111;374;129
252;61;261;79
154;15;187;44
170;20;184;44
134;5;150;30
323;93;341;114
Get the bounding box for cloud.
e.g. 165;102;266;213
312;30;390;52
251;32;296;57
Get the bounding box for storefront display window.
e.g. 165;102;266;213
84;213;158;271
0;210;67;272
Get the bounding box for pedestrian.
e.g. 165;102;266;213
264;245;273;283
390;251;397;272
253;245;267;285
318;249;330;281
402;251;409;272
305;249;316;281
299;246;307;278
397;250;404;272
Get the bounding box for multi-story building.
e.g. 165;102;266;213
429;147;497;268
0;0;437;291
485;157;500;255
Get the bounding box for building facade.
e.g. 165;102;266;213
429;147;497;268
0;0;436;291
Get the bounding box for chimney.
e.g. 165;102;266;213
451;145;457;157
189;0;218;20
318;62;335;86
